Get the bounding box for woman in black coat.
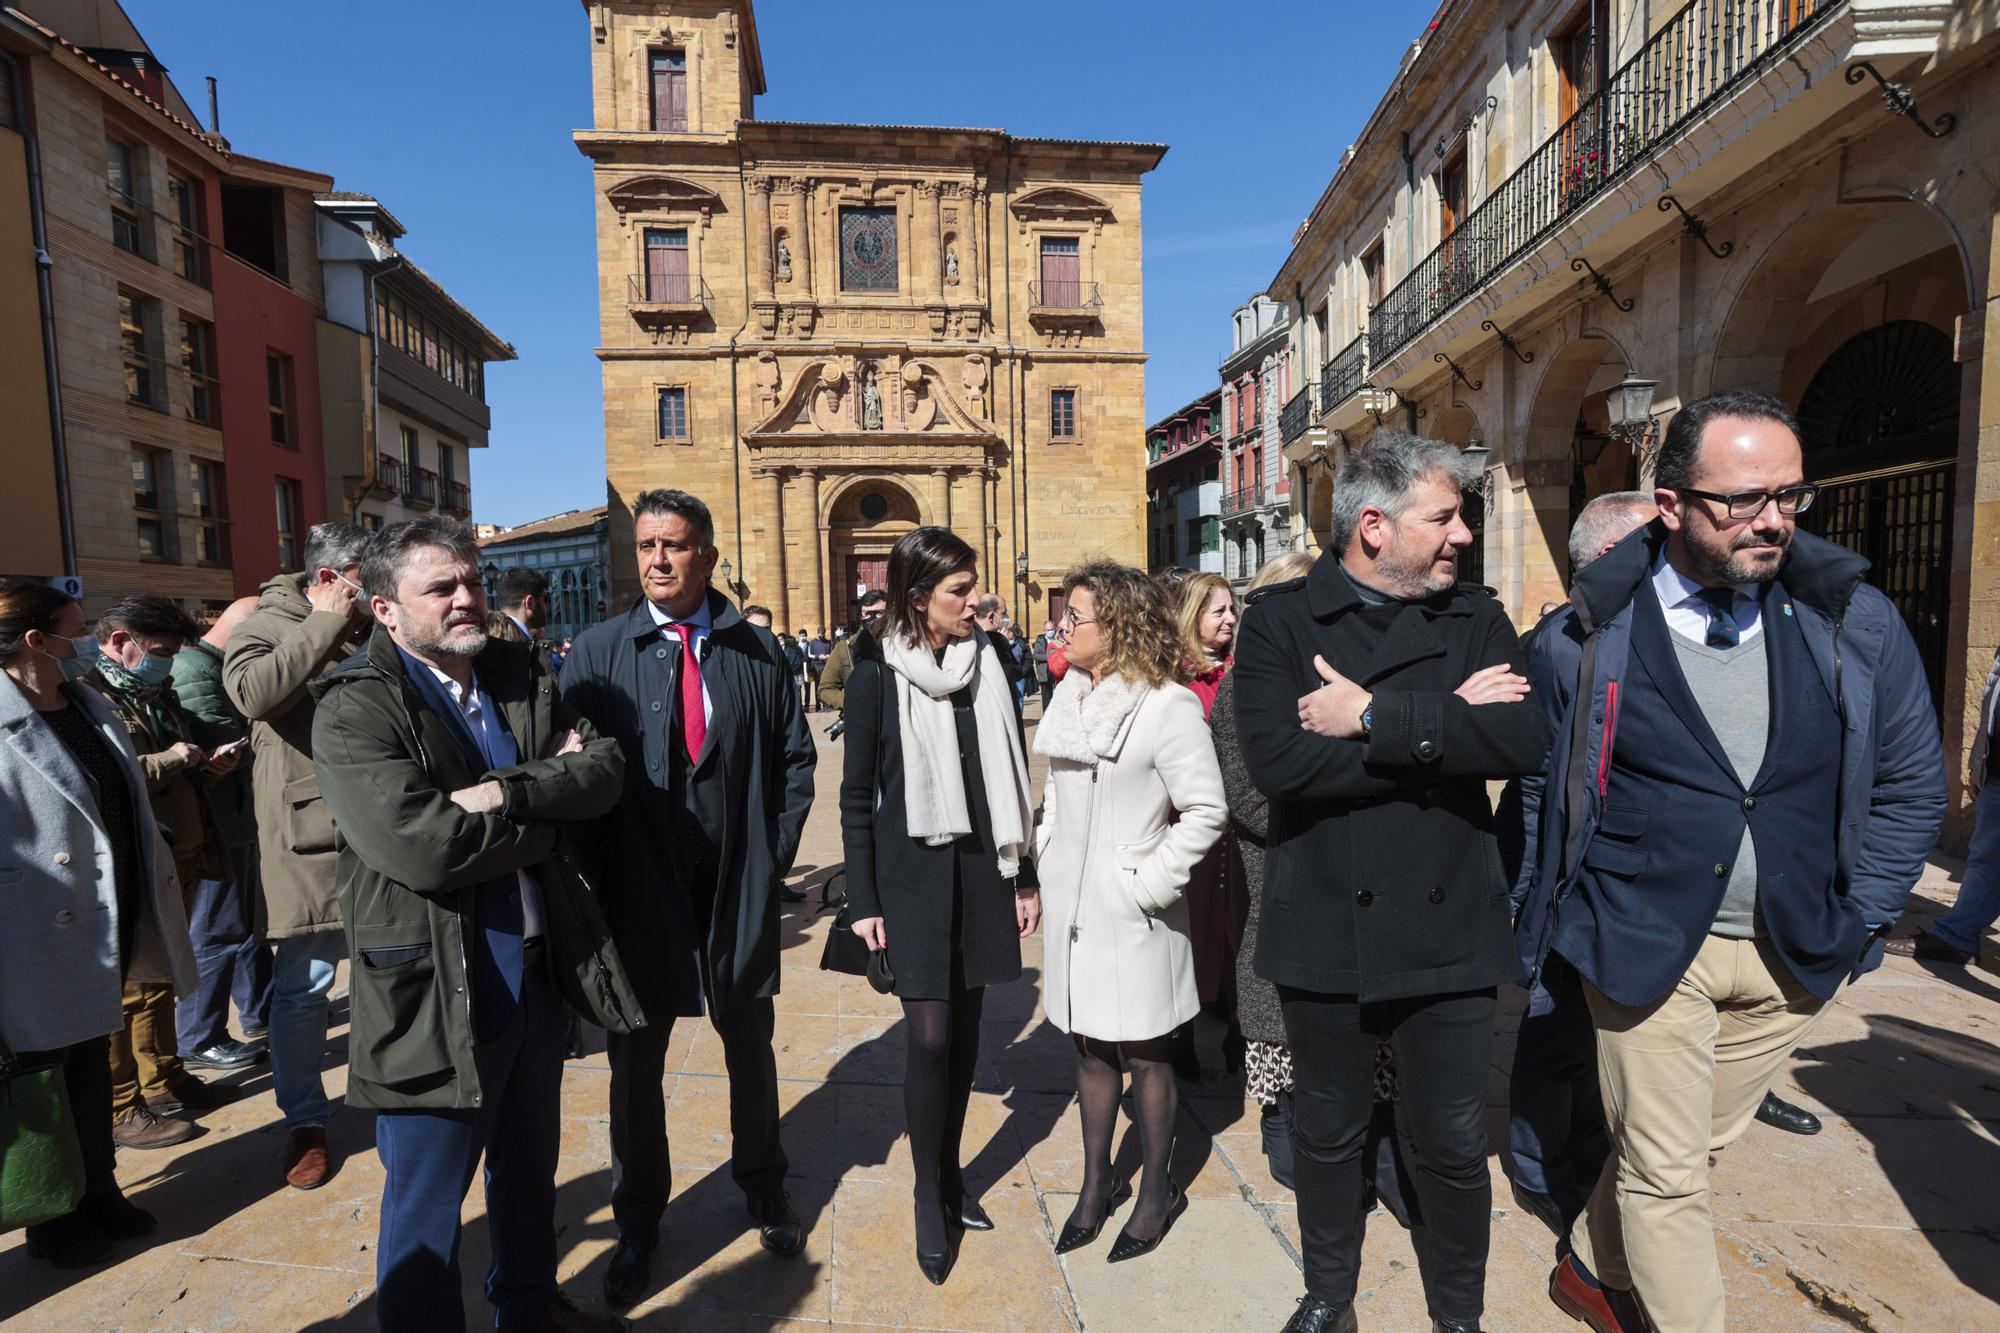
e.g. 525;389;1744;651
841;527;1041;1286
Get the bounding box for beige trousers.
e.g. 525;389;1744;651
1570;934;1835;1333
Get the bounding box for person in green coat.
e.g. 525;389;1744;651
311;516;636;1333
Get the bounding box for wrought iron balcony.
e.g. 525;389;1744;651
625;273;711;332
443;480;472;518
1028;280;1103;311
403;467;437;510
1320;336;1367;417
1369;0;1834;370
1279;385;1315;445
1223;483;1268;516
372;453;403;500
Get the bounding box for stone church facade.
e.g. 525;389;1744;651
577;1;1163;630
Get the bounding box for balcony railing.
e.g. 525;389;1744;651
403;467;437;509
372;453;403;499
1028;280;1103;310
1320;336;1367;416
626;272;711;306
1223;483;1268;516
443;480;471;517
1279;385;1315;445
1370;0;1835;370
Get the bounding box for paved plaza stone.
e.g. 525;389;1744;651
5;713;1998;1331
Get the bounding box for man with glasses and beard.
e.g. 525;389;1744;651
1517;390;1945;1333
1233;432;1550;1333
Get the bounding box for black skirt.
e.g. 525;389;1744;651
876;836;1022;999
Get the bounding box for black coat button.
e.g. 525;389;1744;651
1355;890;1374;907
1742;796;1756;811
651;700;662;712
655;646;670;659
1714;863;1728;877
1429;887;1445;904
1416;741;1438;759
1423;787;1440;802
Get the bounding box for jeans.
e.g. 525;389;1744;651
1507;957;1609;1215
270;931;344;1129
1282;986;1498;1325
176;845;274;1052
1932;780;2000;953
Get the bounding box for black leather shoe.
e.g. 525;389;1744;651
1755;1092;1822;1136
181;1040;267;1070
780;887;809;903
1054;1214;1104;1254
148;1076;239;1116
1433;1319;1482;1332
1510;1179;1567;1236
79;1192;157;1240
1106;1181;1186;1263
750;1191;804;1257
22;1211;113;1269
530;1291;629;1331
1280;1295;1358;1333
946;1194;994;1232
916;1236;957;1286
600;1233;654;1308
1884;931;1976;966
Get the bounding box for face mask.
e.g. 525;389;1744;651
326;570;365;597
127;652;174;687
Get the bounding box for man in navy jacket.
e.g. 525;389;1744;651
1516;390;1944;1333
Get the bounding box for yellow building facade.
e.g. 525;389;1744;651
576;0;1162;630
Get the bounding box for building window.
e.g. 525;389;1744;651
1038;236;1081;306
838;207;898;293
220;182;287;281
644;228;690;302
181;318;216;424
657;386;689;440
1361;240;1384;310
267;353;294;447
360;512;382;532
189;458;226;566
168;175;203;283
1050;388;1078;440
400;422;420;469
1439;147;1469;248
649;49;688;132
106;136;143;255
120;293;155;406
274;478;301;570
132;446;168;559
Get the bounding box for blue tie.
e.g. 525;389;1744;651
1697;588;1740;648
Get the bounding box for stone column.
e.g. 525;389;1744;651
929;466;953;530
967;466;989;576
756;466;787;626
956;182;983;306
919;181;944;302
747;176;774;302
786;178;816;303
792;466;825;631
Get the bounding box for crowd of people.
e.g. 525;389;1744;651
0;387;1964;1333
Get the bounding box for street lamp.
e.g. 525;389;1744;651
718;557;734;592
1605;371;1661;471
1014;552;1029;581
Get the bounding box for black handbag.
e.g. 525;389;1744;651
818;665;895;995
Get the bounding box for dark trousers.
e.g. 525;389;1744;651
21;1034;118;1246
1037;673;1055;708
1507;959;1609;1216
1282;986;1497;1324
373;954;565;1332
606;996;787;1242
176;844;274;1052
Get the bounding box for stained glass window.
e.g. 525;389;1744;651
839;207;898;293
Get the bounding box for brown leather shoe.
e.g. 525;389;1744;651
112;1104;196;1151
1550;1253;1645;1332
284;1126;332;1190
524;1291;628;1331
1883;932;1976;966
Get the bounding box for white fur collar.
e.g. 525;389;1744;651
1033;670;1148;765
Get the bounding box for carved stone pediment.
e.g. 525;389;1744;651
747;357;996;443
1010;187;1115;228
606;175;724;223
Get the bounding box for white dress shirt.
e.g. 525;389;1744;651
423;663;545;940
645;597;714;727
1650;549;1763;646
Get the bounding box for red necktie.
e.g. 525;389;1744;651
668;623;706;762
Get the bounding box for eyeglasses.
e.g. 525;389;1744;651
1063;609;1097;629
1677;484;1819;521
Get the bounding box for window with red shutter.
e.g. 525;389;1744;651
645;228;689;302
650;51;688;132
1039;236;1080;306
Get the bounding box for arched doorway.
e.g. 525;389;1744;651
825;479;921;630
1796;320;1961;717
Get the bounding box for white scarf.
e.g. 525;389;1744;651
879;631;1035;879
1032;669;1148;766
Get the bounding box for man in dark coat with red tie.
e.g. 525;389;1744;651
557;489;816;1308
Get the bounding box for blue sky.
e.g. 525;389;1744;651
124;0;1420;528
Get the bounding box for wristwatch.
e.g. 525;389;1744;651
1359;703;1373;736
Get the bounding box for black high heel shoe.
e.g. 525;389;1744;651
945;1195;994;1232
1053;1186;1118;1255
915;1235;957;1286
1106;1181;1186;1263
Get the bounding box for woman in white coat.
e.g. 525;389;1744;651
1033;562;1227;1263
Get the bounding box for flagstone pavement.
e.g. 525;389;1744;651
6;705;1999;1331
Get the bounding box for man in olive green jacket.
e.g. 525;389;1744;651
311;516;634;1333
223;521;371;1190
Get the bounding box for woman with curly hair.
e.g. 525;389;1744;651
1034;561;1226;1263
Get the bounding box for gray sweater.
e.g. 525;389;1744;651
1669;631;1770;938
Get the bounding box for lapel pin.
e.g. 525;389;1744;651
1783;604;1794;617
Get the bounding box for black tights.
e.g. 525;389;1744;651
903;986;985;1253
1068;1033;1179;1240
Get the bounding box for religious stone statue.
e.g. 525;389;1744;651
944;244;960;285
861;368;883;430
775;236;792;283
